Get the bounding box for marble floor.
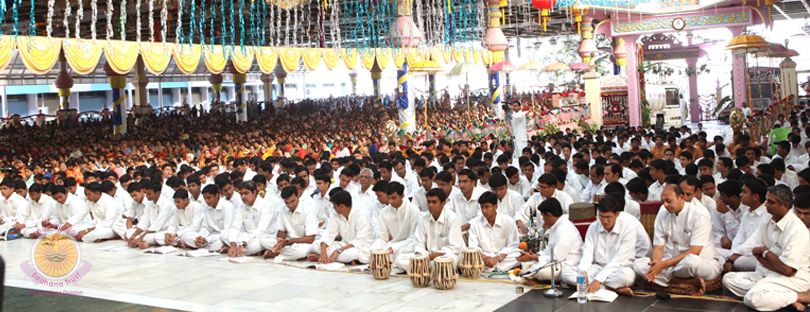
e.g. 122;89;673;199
1;238;524;311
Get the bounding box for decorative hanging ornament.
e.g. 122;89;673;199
107;0;113;40
136;0;142;43
570;2;588;34
46;0;54;39
91;0;98;41
75;0;83;39
532;0;556;32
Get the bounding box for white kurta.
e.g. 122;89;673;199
517;189;574;224
165;201;205;246
82;193;126;242
313;207;375;263
563;216;637;289
395;208;465;271
497;190;525;221
467;213;521;272
448;187;485;226
370;199;421;257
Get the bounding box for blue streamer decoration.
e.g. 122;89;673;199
28;0;34;36
238;0;245;52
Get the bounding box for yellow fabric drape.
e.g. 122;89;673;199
464;50;473;62
420;49;431;62
102;40;140;74
359;49;375;70
0;36;16;73
255;46;278;74
139;42;172;75
442;47;452;64
17;36;62;75
375;48;391;70
172;44;202;74
473;50;482;64
231;46;254;73
278;47;301;73
482;51;493;67
430;48;442;64
62;39;103;75
393;49;406;69
301;48;321;71
341;48;358;70
405;48;419;66
322;48;340;70
452;48;464;63
204;45;228;74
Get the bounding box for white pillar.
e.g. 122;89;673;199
583;72;602;126
226;86;236;102
69;92;80;111
0;86;6;117
187;84;193;105
171;88;181;106
27;93;37;115
158;83;164;108
200;87;210;111
105;90;113;110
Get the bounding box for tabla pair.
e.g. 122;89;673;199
408;248;485;290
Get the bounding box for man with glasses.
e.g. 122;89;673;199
516;173;572;234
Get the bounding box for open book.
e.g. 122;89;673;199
98;246;129;252
144;246;178;255
567;289;618;303
218;256;257;264
177;249;218;258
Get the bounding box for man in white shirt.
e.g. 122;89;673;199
724;185;810;311
563;193;636;296
395;188;465;271
46;185;91;237
647;159;668;201
22;183;56;238
633;185;721;291
370;182;421;263
771;158;800;191
215;174;244;211
113;182;147;240
394;160;420;198
505;167;531;200
160;189;205;248
412;168;435;212
76;182;126;243
582;164;607;203
714;180;746;257
127;182;175;248
449;169;485;232
222;181;278;257
467;192;520;272
352;168;378;217
517;198;583;282
604;183;651;260
722;179;770;272
550;168;581;203
312;174;334;227
0;179;29;236
488;173;525;221
517;174;573;232
191;185;235;252
308;189;374;264
264;186;319;260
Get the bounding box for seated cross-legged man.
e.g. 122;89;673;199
467;191;520;273
307;189;374;264
263;186;318;261
517;198;583;283
395;188;465;271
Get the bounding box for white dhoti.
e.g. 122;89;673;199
561;265;636;289
724;272;810;311
112;222;137;240
311;241;370;264
633;255;721;287
140;231;166;246
81;226;119;243
272;242;312;261
395;253;460;272
20;226;44;237
482;251;519;273
181;232;225;251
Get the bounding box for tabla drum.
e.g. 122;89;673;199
369;249;391;280
460;248;484;278
408;254;431;287
432;256;459;290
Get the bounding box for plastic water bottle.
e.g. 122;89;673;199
576;270;587;304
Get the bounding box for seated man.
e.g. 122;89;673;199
724;185;810;311
633;185;721;292
112;182;146;240
0;179;28;237
517;198;582;282
23;183;57;238
714;180;745;256
127;182;175;248
604;182;651;259
75;182;126;243
487;173;525;223
517;174;573;233
161;189;205;248
226;181;277;257
308;189;374;264
370;182;421;263
192;185;235;252
264;186;318;260
563;193;637;296
46;185;91;237
467;191;520;273
723;179;770;272
395;188;465;271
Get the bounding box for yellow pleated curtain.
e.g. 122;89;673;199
393;49;406;69
301;48;321;71
430;48;442;64
482;51;493;67
472;50;482;64
17;36;62;75
452;48;464;63
204;45;228;74
231;46;254;73
359;49;375;70
278;47;301;73
254;46;278;74
173;44;202;74
62;39;103;75
405;48;419;67
375;48;391;70
321;48;340;70
140;42;172;75
463;50;473;62
0;36;16;73
442;47;453;64
103;40;140;74
341;48;357;70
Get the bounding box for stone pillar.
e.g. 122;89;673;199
226;86;236;102
261;73;274;105
397;61;416;133
231;62;248;122
171;88;181;106
429;73;437;103
200;87;210;111
371;62;382;108
69;92;80;111
209;74;223;113
686;57;700;123
349;72;358;95
157;83;163;108
55;51;76;126
623;35;641;127
1;86;7;117
583;71;601;126
484;0;507;120
578;17;597;64
26;93;37;116
132;56;149;108
780;57;798;105
274;65;287;107
104;63;128;135
729;26;747;108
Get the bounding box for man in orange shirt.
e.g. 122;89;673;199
650;136;667;160
65;158;84;184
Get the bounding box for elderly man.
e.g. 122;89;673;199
724;185;810;311
633;185;722;292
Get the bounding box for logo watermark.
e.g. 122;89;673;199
20;230;92;290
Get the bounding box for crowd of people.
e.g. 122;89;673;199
4;95;810;311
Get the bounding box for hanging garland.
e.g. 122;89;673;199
28;0;35;36
175;0;184;46
13;0;20;38
91;0;98;41
249;0;255;47
238;0;244;51
148;0;154;42
63;0;70;39
74;0;82;39
46;0;54;38
120;0;127;41
189;0;196;47
220;0;226;46
136;0;142;43
228;0;234;50
199;0;205;45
